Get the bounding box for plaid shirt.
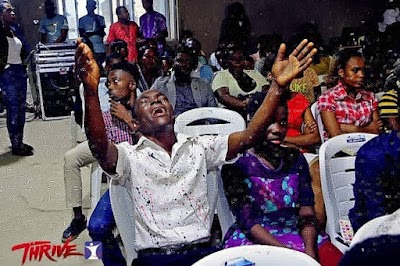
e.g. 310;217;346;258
318;82;377;140
102;111;133;145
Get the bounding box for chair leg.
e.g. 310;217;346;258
70;111;78;148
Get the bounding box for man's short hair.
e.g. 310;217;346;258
111;39;128;51
110;61;140;83
105;52;124;67
86;0;96;8
44;0;55;7
116;6;127;15
174;44;197;70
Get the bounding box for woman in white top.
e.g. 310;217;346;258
0;0;33;156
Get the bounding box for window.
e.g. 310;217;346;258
56;0;178;41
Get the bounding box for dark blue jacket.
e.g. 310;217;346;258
349;131;400;232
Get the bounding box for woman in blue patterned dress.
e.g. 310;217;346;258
221;96;342;265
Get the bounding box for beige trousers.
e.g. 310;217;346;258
64;141;96;208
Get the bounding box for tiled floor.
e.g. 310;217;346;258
0;113;102;265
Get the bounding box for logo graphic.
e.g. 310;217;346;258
84;241;102;260
12;239;83;265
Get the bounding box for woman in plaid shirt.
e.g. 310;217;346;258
317;49;382;141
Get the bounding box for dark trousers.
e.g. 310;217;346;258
132;245;221;266
0;64;27;148
88;190;126;266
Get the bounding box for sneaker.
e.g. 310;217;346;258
62;216;87;243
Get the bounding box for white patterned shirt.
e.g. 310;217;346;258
114;133;234;250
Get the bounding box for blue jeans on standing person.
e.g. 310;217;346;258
0;64;27;148
88;189;126;266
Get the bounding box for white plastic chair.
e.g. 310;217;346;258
349;215;390;248
109;174;136;266
350;208;400;248
310;102;325;144
174;107;246;237
319;133;377;253
192;245;320;266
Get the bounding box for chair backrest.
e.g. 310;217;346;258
319;133;377;253
350;208;400;248
109;175;136;266
174;107;246;237
350;215;389;248
174;107;246;136
310;101;325;144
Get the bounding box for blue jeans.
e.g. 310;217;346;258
0;64;27;148
88;190;126;266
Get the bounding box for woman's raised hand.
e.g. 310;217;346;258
272;39;317;87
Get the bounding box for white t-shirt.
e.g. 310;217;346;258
212;69;269;107
6;36;22;64
114;133;235;250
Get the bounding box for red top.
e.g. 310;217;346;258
107;21;139;62
287;92;310;137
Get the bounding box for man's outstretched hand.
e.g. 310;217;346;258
272;39;317;87
75;38;101;93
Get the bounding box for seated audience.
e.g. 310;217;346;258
254;33;282;78
76;38;317;266
138;46;161;89
318;48;382;141
340;209;400;265
110;39;129;60
212;46;269;120
221;94;341;266
289;67;319;104
151;45;217;116
209;43;229;72
378;88;400;132
250;87;325;227
184;37;214;84
243;55;255;70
